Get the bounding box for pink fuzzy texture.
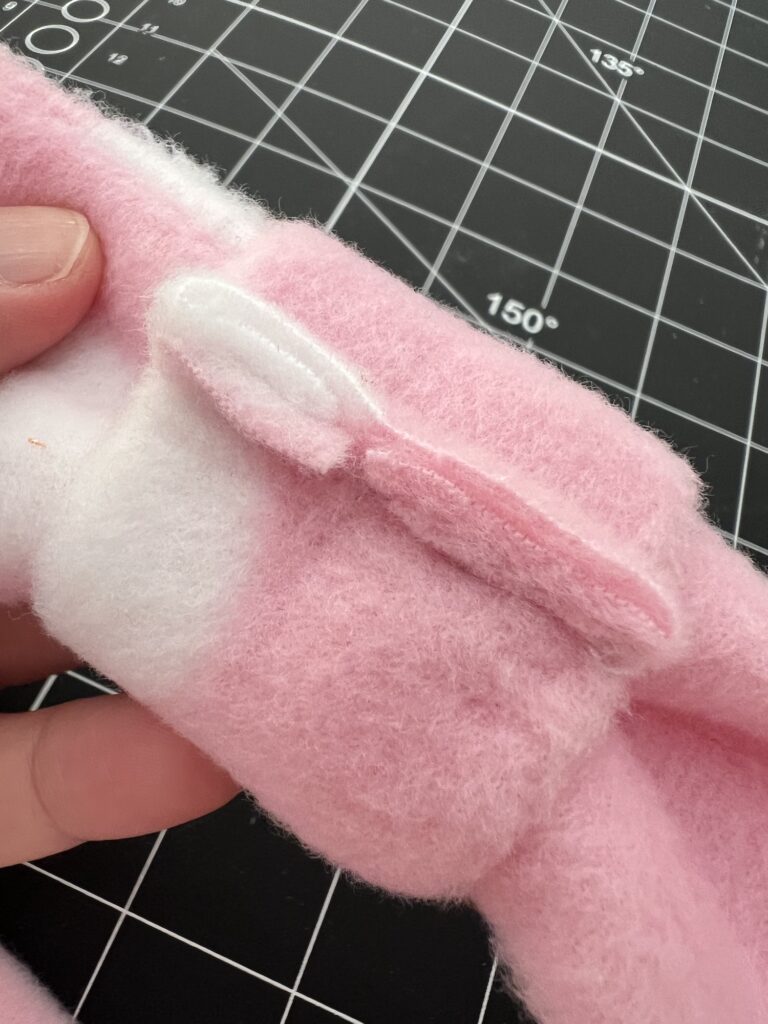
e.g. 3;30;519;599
2;46;768;1024
0;953;69;1023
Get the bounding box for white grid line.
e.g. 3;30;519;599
73;830;167;1020
475;956;498;1024
422;0;572;295
0;0;39;33
632;0;743;419
279;868;340;1024
534;0;765;288
222;0;372;186
225;0;768;188
520;0;768;75
24;0;768;213
208;42;768;543
324;0;477;231
65;669;117;695
209;48;491;329
28;674;58;711
44;62;768;394
56;62;768;292
23;861;366;1024
709;0;768;29
384;0;768;130
142;0;258;127
541;0;658;307
605;0;768;69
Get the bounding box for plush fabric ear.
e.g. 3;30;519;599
148;274;384;473
147;273;676;667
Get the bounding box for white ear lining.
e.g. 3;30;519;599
148;274;386;428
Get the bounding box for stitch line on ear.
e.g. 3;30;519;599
168;275;388;424
364;449;674;654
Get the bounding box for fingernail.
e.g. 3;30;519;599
0;207;90;286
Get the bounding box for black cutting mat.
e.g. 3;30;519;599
0;0;767;1021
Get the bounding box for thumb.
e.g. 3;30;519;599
0;206;103;375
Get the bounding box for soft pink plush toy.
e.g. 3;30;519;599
2;46;768;1024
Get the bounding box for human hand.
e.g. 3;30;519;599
0;206;237;868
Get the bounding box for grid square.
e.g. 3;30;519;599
168;56;293;139
641;322;756;436
694;139;768;221
727;9;768;66
306;40;416;118
460;0;549;58
653;0;729;41
661;252;766;354
232;145;346;221
638;14;718;85
464;170;573;265
75;26;201;101
677;200;762;280
587;154;683;241
622;53;709;134
707;93;768;166
400;73;507;159
335;192;452;288
716;49;768;111
544;276;653;386
561;214;668;309
298;875;496;1024
518;68;616;147
0;864;119;1013
265;90;385;175
564;0;647;51
130;794;334;986
494;116;596;201
738;0;767;18
605;107;696;180
426;231;553;334
364;128;480;220
78;916;289;1024
344;0;444;64
217;7;331;80
635;400;744;532
431;28;528;105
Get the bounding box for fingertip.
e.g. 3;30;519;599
0;207;103;375
34;695;238;844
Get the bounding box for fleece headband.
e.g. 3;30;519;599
2;47;768;1024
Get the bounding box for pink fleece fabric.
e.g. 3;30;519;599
2;46;768;1024
0;952;69;1023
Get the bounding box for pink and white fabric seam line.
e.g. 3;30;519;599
2;45;768;1023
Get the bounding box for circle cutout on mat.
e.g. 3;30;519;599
62;0;110;22
25;24;79;54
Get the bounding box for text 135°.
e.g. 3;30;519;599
589;49;644;77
